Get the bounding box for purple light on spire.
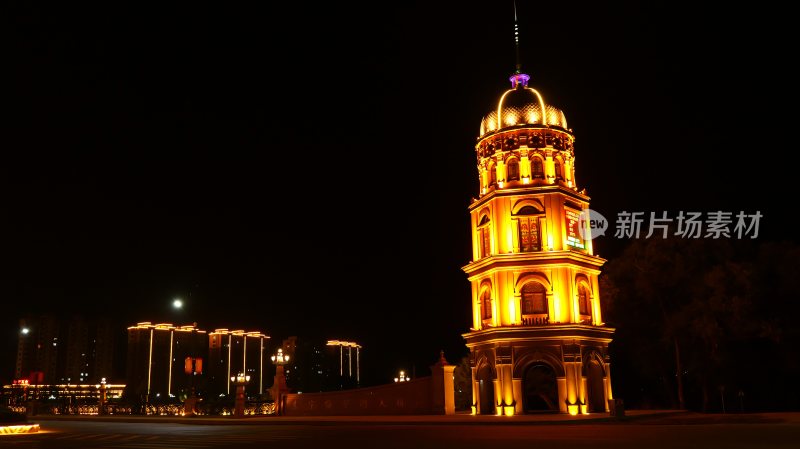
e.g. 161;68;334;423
509;73;530;88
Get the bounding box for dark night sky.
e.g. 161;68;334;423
2;2;797;384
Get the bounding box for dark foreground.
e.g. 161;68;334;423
2;413;799;449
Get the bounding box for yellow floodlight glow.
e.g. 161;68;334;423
504;113;518;126
525;88;547;126
496;90;513;130
0;424;40;434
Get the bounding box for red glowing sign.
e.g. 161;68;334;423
565;209;586;249
184;357;203;375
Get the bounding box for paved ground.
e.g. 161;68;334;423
24;409;679;426
1;412;798;448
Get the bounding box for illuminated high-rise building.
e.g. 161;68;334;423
462;69;614;415
207;329;269;398
125;322;207;401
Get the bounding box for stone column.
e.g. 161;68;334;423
233;382;246;418
512;378;524;414
605;361;614;412
470;365;478;415
430;351;455;415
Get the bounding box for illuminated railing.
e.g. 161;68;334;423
197;401;276;416
521;315;550;325
4;401;277;417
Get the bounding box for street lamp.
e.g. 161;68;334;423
394;370;410;382
270;348;290;415
172;298;183;309
270;348;289;365
231;373;251;384
21;327;30;335
230;372;250;418
95;377;107;415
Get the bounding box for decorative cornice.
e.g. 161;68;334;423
462;324;615;348
469;184;591;211
462;251;606;277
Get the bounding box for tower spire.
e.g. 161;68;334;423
509;1;529;88
514;1;521;73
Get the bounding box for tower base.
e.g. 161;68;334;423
464;324;614;416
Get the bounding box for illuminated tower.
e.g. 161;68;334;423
462;70;614;415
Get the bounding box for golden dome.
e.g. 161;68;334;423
479;73;568;138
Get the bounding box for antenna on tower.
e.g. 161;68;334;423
514;0;521;73
508;1;530;88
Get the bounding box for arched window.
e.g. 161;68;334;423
521;282;548;314
532;158;544;178
478;215;491;258
578;285;591;316
489;164;497;186
481;289;493;321
554;160;563;180
507;159;520;181
516;206;541;252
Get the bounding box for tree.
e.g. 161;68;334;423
453;356;472;411
602;237;770;411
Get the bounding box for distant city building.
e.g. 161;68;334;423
325;340;361;386
64;317;116;384
280;337;361;393
125;322;207;401
207;329;269;398
125;323;270;402
15;316;116;385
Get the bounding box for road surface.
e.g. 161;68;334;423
2;414;799;448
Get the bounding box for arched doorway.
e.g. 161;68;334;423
586;360;606;412
476;365;495;415
523;364;558;412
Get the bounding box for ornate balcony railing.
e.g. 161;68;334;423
521;315;550;325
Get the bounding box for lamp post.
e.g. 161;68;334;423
270;348;290;415
96;378;107;415
230;372;250;418
184;357;202;416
